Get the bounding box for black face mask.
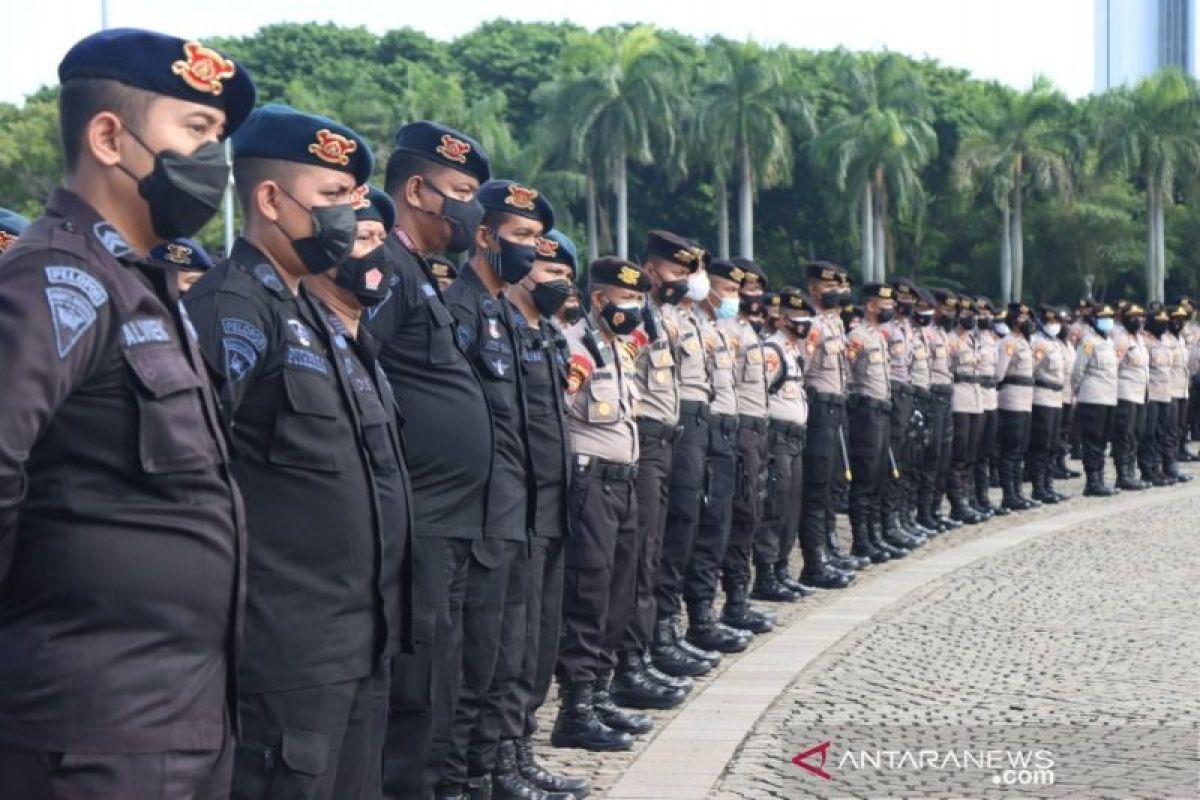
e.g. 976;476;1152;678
335;244;394;306
915;312;933;327
561;305;584;325
600;301;642;335
530;278;573;317
821;290;846;310
740;294;764;317
424;181;485;252
1147;318;1167;336
977;316;993;331
788;319;813;339
876;307;895;323
486;232;538;284
276;188;357;274
750;319;765;336
959;314;977;330
1057;323;1069;341
1169;320;1185;335
937;315;953;331
1123;317;1144;334
657;278;688;305
1018;319;1036;337
119;128;229;240
898;301;915;318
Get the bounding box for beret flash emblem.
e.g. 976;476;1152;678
172;41;236;96
350;185;371;210
436;134;471;164
535;237;558;258
309;129;358;166
505;184;538;212
163;243;193;265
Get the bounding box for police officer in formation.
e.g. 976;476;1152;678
7;25;1200;800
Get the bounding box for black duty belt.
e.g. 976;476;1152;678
1000;376;1035;388
979;377;998;389
890;382;914;395
575;455;638;482
1034;379;1063;391
711;414;740;434
953;374;978;384
931;384;953;396
912;386;932;400
809;391;846;407
679;400;710;420
738;415;769;434
849;394;892;412
768;419;806;439
637;417;683;444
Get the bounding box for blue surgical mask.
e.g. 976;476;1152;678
715;296;740;320
1096;318;1114;334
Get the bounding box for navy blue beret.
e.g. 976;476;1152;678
590;256;650;292
0;207;30;238
233;103;374;186
150;237;214;271
351;185;395;232
393;121;491;184
478;179;555;232
535;229;577;275
58;28;256;137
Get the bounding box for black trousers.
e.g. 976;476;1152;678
754;424;805;567
1190;380;1200;439
799;398;844;552
683;415;738;608
557;468;638;684
926;388;953;501
848;400;890;527
1174;398;1189;452
1060;403;1074;458
1029;404;1063;461
1165;399;1185;466
722;421;768;588
384;536;472;800
998;409;1032;466
1075;402;1116;471
952;411;984;467
976;408;999;492
1140;400;1172;475
1111;400;1146;466
514;535;565;737
626;424;675;654
655;406;709;620
1;730;233;800
234;662;390;800
885;387;913;512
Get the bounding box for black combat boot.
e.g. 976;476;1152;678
849;492;888;563
825;512;869;567
1115;459;1148;491
751;562;798;602
593;675;653;735
775;561;818;596
649;618;710;678
640;651;693;692
915;471;945;536
1083;468;1116;497
550;682;633;752
797;526;854;589
1029;456;1056;503
514;737;592;798
950;467;983;524
491;740;560;800
673;615;722;667
868;494;909;558
685;602;750;654
610;651;685;710
1165;456;1193;483
467;774;495;800
720;583;773;634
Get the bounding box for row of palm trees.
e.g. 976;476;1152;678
528;26;1200;302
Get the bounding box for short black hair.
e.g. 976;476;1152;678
384;149;436;197
59;78;156;172
233;157;300;218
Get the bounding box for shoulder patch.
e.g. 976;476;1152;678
222;336;258;383
92;221;132;258
566;353;594;395
44;287;98;358
121;318;170;347
421;283;436;299
457;321;475;351
253;262;286;293
221;318;268;352
44;265;108;307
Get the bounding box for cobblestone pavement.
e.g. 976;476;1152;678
535;465;1199;798
712;476;1200;799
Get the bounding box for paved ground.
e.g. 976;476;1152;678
533;465;1200;799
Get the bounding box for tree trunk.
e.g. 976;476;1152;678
586;170;600;264
1000;198;1013;303
1010;186;1025;302
872;169;886;281
614;148;629;259
1146;186;1157;302
1155;188;1167;302
717;178;730;259
860;181;874;283
738;137;754;259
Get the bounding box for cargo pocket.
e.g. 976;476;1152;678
124;344;218;474
586;372;620;424
426;299;458;365
268;368;342;472
267;728;329;796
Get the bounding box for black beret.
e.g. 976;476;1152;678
932;288;957;308
351;185;395;232
1038;303;1060;318
776;286;815;315
233;104;373;185
1148;302;1169;321
392;120;490;184
478;179;554;232
1169;304;1189;318
59;29;256;137
150;237;214;272
975;296;996;313
1007;301;1032;316
643;229;701;271
708;259;749;286
427;254;459;281
890;276;918;299
0;207;29;252
860;282;894;301
1095;303;1115;318
806;260;848;281
914;287;935;307
1125;302;1146;316
731;257;767;290
535;229;578;275
959;296;975;311
590;256;650;292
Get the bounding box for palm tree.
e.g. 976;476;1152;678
695;39;814;259
533;26;685;259
1094;69;1200;303
952;77;1076;302
809;53;937;282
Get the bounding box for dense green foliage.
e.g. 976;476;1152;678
4;20;1200;303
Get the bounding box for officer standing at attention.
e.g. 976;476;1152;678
364;120;494;800
1141;304;1177;486
944;294;985;525
846;284;898;562
1028;305;1070;503
971;297;1005;517
1166;305;1194;481
614;231;695;708
884;278;932;543
552;257;648;753
1071;303;1120;496
438;179;552;799
918;288;957;532
184;105;401;800
994;302;1039;511
501;230;592;798
0;28;253;799
1111;303;1150;491
150;236;215;294
1055;305;1082;481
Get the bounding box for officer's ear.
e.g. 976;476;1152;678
473;224;492;256
252;180;283;224
403;175;426;211
85;111;126;168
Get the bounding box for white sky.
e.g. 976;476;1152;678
5;0;1095;104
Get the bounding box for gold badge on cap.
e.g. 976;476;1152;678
505;184;538;212
673;248;697;265
879;286;894;299
163;242;192;265
436;134;471;164
729;266;746;283
535;237;559;258
172;41;236;96
350;185;371;210
617;265;641;286
308;129;358;166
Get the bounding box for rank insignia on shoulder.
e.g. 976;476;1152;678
566;354;593;395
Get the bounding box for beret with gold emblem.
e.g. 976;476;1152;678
643;229;702;272
708;258;748;286
232;103;374;185
0;207;29;253
392;120;491;184
860;282;894;301
477;179;555;232
427;254;459;281
1007;301;1032;317
1169;304;1189;319
535;229;577;276
149;237;214;272
589;256;651;292
932;287;957;308
776;286;815;316
890;276;918;300
732;256;768;290
58;28;256;137
351;185;396;232
806;260;848;281
975;296;997;314
959;296;975;311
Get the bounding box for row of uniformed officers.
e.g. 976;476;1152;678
1;26;1198;800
